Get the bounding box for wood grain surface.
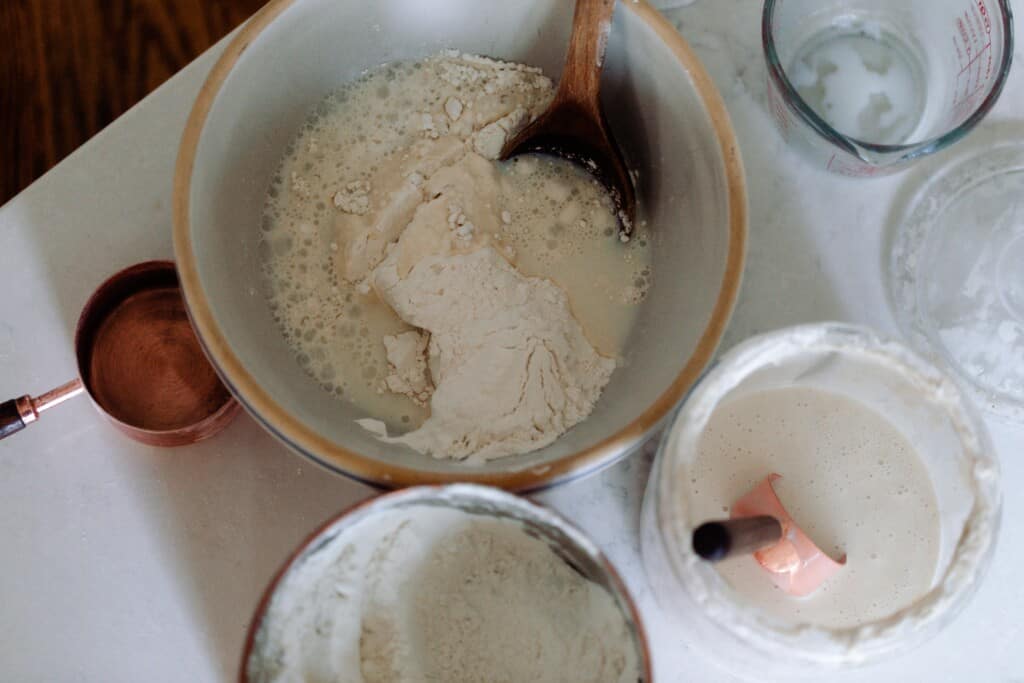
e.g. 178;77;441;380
0;0;265;204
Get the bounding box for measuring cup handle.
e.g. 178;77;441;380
0;398;30;440
0;380;84;441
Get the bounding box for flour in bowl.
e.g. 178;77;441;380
247;505;641;683
260;52;651;461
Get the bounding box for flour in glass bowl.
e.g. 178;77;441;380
259;52;651;461
246;505;641;683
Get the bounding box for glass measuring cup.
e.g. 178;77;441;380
763;0;1014;177
641;323;1000;675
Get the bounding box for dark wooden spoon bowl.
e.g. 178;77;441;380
500;0;637;239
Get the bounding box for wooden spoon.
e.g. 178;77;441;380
500;0;637;240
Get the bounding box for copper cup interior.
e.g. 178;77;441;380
74;260;239;446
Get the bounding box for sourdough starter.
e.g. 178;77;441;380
260;52;650;460
685;386;941;629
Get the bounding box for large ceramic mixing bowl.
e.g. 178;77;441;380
173;0;746;490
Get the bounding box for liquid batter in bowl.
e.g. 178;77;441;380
687;386;940;629
641;324;1000;674
259;52;651;461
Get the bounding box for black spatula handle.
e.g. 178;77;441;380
0;398;28;440
693;516;783;562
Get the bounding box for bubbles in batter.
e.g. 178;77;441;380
686;386;941;629
259;52;651;431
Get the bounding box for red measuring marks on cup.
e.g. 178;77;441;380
951;0;996;120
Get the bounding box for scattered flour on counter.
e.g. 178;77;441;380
260;52;652;460
247;506;640;683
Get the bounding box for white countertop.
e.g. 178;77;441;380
1;2;1022;681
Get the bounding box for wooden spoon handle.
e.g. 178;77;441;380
692;516;783;562
556;0;617;112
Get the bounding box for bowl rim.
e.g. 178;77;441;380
236;484;655;682
172;0;748;491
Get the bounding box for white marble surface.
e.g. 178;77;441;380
1;2;1022;681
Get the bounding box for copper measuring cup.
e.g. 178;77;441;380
0;260;239;446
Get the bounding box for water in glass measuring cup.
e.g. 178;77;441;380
789;22;927;145
764;0;1013;177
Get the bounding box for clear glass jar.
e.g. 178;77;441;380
641;323;1001;676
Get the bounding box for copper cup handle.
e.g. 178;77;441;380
0;379;85;440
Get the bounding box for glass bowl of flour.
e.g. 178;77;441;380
641;323;1001;676
173;0;746;490
242;484;651;682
